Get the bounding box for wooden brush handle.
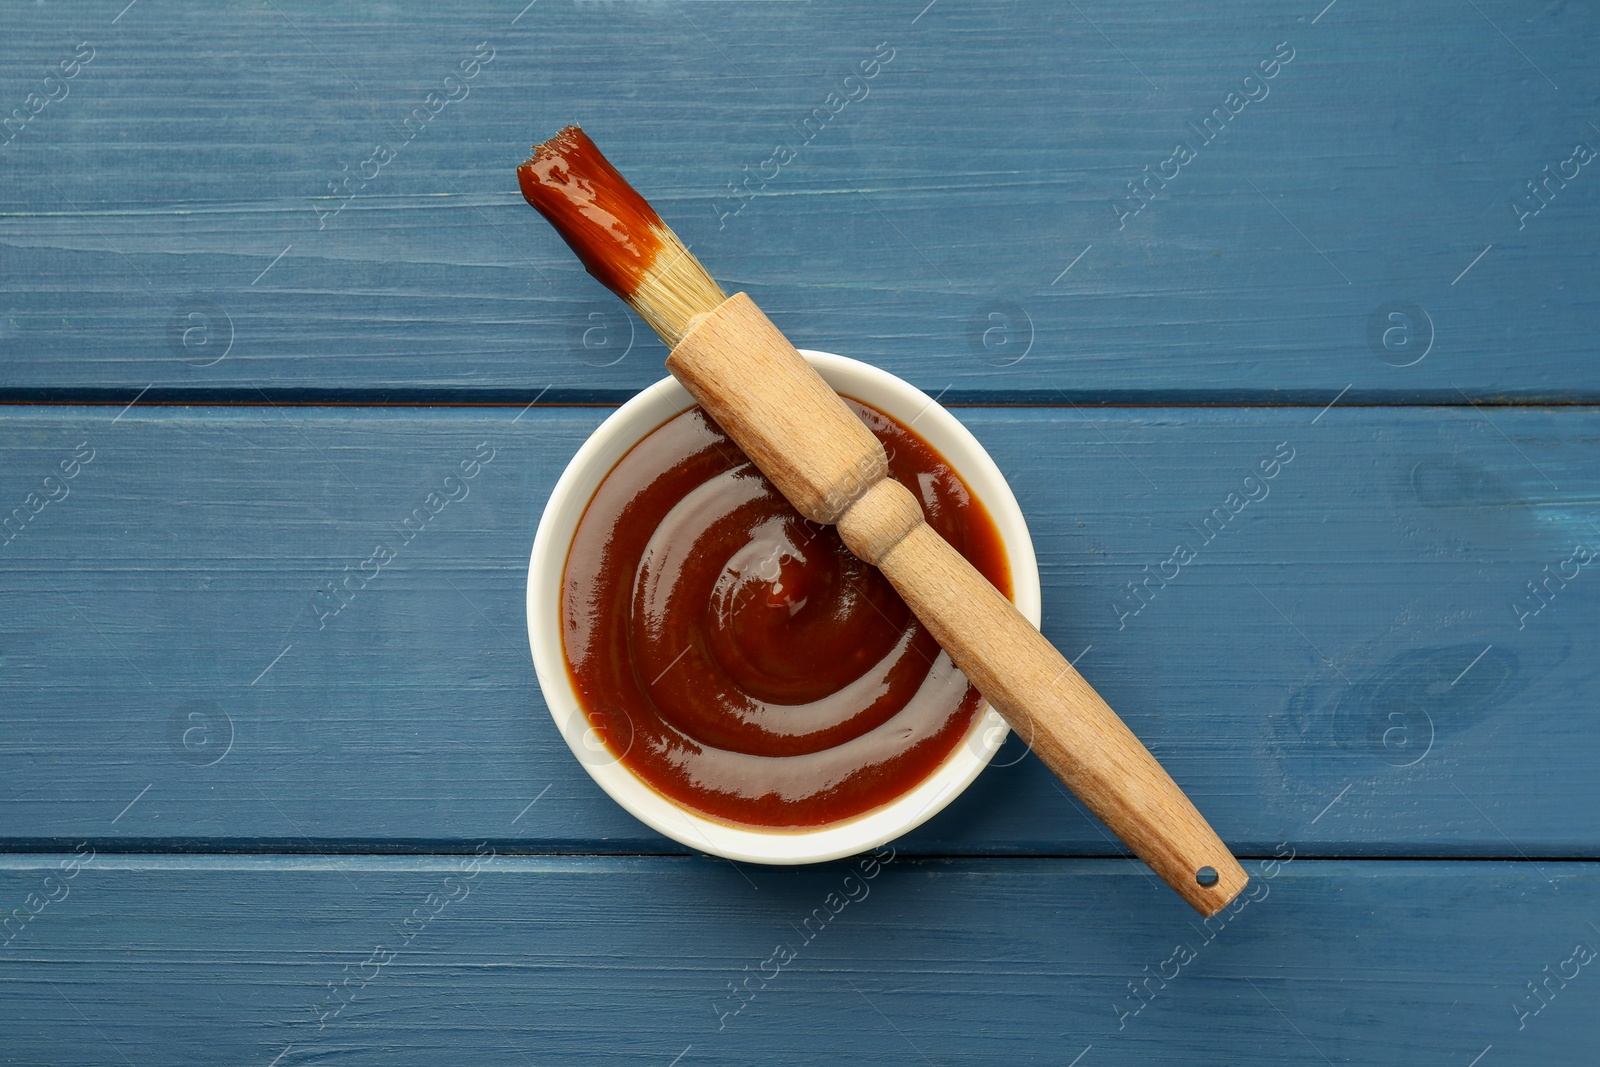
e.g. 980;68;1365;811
837;478;1249;914
668;293;1247;915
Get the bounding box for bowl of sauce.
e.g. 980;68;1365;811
527;351;1041;863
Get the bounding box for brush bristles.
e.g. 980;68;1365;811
517;125;726;349
629;221;727;347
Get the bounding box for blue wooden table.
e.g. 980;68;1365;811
4;2;1598;1063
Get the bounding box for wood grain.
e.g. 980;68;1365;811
0;405;1593;856
0;2;1596;401
0;854;1594;1065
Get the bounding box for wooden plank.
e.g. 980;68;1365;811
2;2;1597;400
0;855;1594;1065
2;404;1594;854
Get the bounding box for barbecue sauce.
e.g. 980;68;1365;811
562;398;1010;829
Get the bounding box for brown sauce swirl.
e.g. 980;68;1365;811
562;398;1010;829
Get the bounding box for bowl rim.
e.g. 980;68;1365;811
526;350;1042;864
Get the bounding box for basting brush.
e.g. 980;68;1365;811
517;125;1247;915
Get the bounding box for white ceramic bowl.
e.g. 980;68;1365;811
527;351;1041;864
